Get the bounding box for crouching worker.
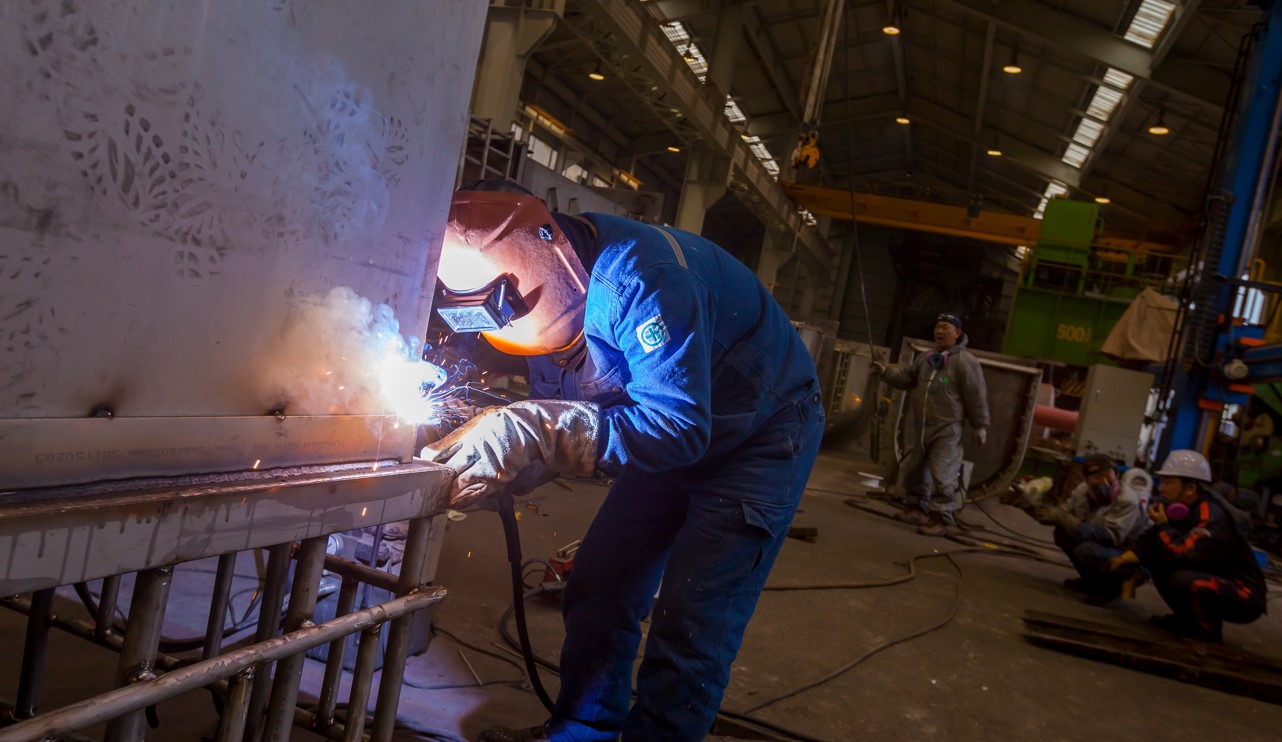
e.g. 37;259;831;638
1032;454;1148;604
1111;450;1267;642
422;181;824;741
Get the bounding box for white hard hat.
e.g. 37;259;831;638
1156;449;1213;483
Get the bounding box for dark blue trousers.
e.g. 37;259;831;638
545;395;823;741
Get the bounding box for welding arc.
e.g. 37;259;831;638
498;498;557;712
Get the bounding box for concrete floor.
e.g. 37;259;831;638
3;449;1282;741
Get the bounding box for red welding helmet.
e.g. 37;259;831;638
437;187;588;356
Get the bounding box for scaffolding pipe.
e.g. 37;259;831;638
342;627;384;742
214;668;255;742
370;516;434;741
104;566;174;742
317;578;361;728
264;538;329;741
203;553;239;661
13;588;54;720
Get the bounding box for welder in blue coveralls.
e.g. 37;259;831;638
422;181;824;742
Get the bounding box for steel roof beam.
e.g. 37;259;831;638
928;0;1227;110
574;0;835;267
903;97;1188;228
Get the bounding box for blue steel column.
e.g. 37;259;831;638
1164;0;1282;456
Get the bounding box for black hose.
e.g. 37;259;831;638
497;495;557;713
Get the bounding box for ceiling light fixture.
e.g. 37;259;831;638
1148;106;1171;136
1002;41;1022;74
895;116;911;125
588;65;605;82
883;3;902;35
986;147;1002;157
666;145;681;153
1094;195;1111;204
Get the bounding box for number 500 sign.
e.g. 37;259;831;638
1055;324;1091;343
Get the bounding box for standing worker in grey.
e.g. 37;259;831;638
873;312;989;536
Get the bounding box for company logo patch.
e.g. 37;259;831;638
636;315;670;354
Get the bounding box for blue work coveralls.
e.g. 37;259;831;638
526;213;823;741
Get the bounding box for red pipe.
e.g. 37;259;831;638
1034;404;1079;433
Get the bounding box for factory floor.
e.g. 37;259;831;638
4;449;1282;741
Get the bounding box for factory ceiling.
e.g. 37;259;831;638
520;0;1264;251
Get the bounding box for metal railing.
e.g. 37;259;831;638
0;460;451;741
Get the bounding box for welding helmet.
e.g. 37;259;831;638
436;185;588;356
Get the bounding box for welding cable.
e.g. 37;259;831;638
497;496;558;712
494;577;840;741
970;495;1057;543
72;580;269;652
432;623;530;675
843;497;1058;556
742;553;964;714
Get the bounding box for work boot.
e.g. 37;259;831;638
916;513;960;537
894;506;931;526
476;725;551;742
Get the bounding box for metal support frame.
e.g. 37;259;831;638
1165;1;1282;456
0;461;450;742
0;585;447;742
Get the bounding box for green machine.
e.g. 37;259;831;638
1003;199;1159;366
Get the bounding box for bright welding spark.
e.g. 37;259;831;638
361;506;368;517
378;353;447;424
252;459;261;469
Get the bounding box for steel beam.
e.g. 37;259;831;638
784;183;1178;253
569;0;836;270
0;461;450;594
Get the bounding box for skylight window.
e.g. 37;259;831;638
1071;118;1105;148
1085;84;1125;121
1103;68;1135;90
1124;0;1177;49
725;99;746;123
1034;182;1068;219
1061;143;1091;168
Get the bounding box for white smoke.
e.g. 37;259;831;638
256;286;440;422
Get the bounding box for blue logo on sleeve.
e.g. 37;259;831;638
636;315;670;354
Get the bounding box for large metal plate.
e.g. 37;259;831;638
0;1;484;482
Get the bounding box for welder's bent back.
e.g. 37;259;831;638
527;213;820;476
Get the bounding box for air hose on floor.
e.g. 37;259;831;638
497;495;557;713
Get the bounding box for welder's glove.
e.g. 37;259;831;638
1034;505;1079;533
974;427;988;447
871;360;888;378
420;400;601;511
1108;550;1140;573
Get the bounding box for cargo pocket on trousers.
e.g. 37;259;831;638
696;497;795;597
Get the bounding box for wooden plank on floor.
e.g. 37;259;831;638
1022;610;1282;705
